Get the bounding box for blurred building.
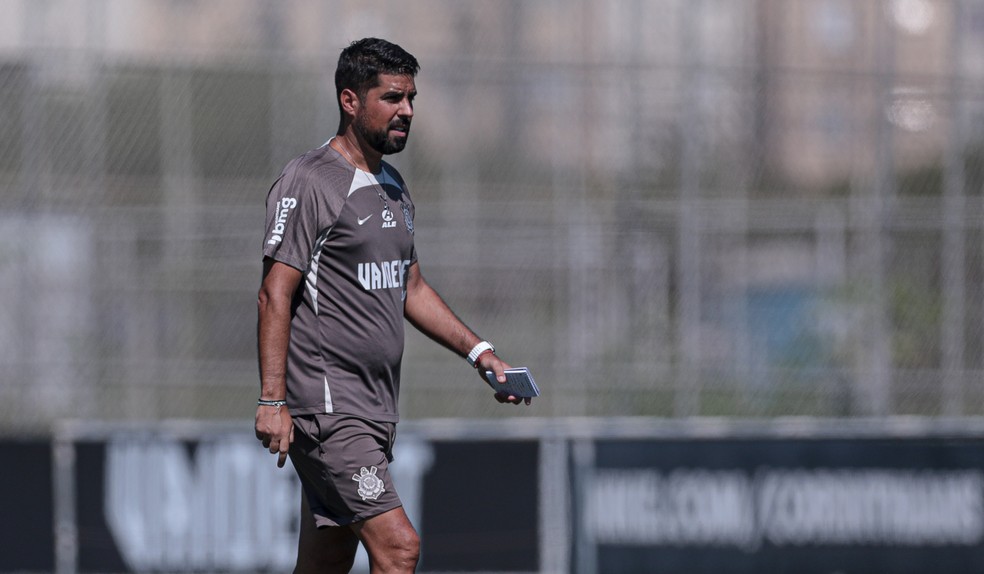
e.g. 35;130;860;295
755;0;984;190
5;1;984;184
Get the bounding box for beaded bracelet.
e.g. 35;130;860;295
257;398;287;407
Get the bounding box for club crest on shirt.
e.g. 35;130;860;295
402;203;414;235
353;466;386;501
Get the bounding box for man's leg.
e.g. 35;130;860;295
350;507;420;574
294;490;361;574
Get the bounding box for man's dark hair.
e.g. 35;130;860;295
335;38;419;108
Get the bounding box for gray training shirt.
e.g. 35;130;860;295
262;143;416;423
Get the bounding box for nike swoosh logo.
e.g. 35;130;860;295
357;214;373;226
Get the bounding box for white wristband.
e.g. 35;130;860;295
466;341;495;367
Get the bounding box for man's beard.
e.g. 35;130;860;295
356;113;409;155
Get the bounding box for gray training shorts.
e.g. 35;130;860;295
289;413;403;527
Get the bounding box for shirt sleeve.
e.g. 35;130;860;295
262;160;321;272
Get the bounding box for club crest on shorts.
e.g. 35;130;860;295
353;466;386;501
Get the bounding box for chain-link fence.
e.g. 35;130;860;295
2;0;984;433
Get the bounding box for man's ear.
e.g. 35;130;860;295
339;88;360;117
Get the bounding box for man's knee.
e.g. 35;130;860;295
366;520;420;571
391;526;420;567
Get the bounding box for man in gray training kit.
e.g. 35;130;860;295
255;37;531;573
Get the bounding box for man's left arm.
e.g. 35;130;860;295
403;261;529;405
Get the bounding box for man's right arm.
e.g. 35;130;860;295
255;257;303;468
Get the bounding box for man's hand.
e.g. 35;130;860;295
476;353;532;406
254;405;294;468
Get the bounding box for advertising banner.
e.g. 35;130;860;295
7;418;984;574
41;428;539;573
579;437;984;574
0;440;54;572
